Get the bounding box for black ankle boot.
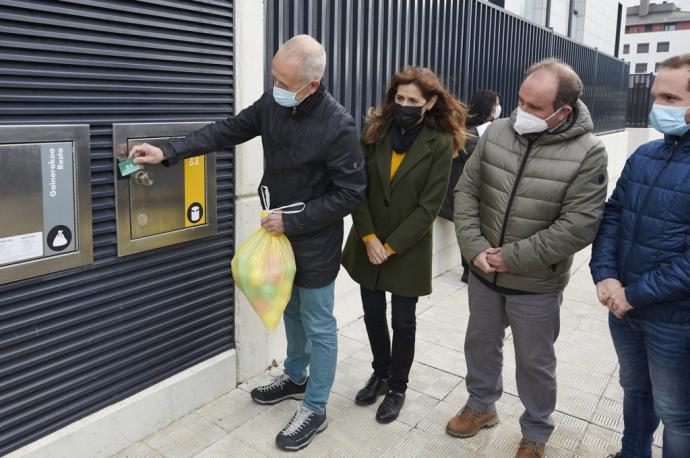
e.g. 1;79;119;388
376;390;405;423
355;374;389;405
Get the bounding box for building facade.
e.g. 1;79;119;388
502;0;624;56
622;1;690;73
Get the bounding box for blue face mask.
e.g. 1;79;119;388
649;103;690;137
273;81;311;108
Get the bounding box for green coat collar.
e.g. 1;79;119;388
375;126;437;198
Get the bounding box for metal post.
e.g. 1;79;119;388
614;2;623;58
591;50;599;130
545;0;552;28
461;0;473;100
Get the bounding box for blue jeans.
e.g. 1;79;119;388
283;282;337;414
609;314;690;458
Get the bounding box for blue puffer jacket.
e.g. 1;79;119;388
590;132;690;324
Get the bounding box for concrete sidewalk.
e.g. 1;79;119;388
112;249;662;458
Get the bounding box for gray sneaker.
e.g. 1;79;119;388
275;404;327;451
250;373;307;405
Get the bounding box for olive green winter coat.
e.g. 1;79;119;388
342;126;454;297
454;100;608;293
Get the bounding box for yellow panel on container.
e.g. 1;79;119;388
184;155;206;227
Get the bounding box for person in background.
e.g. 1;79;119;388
439;90;501;283
342;66;467;423
472;90;502;137
129;35;366;452
591;53;690;458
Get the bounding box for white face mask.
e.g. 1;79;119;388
513;106;563;136
493;104;502;120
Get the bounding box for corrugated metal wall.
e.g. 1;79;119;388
0;1;235;454
266;0;629;134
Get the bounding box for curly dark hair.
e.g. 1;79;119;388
363;66;468;155
466;90;501;128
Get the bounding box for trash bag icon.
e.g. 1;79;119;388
53;230;68;247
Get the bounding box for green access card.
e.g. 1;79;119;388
118;159;142;177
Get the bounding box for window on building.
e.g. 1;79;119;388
657;42;670;52
623;44;630;54
655;63;662;72
637;43;649;53
635;63;648;73
645;24;653;32
664;24;676;31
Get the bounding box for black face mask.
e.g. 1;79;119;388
392;103;423;130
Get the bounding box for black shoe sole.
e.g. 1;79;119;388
354;383;389;406
355;397;377;406
375;396;405;423
375;413;399;424
276;419;328;452
375;404;404;423
251;392;305;405
445;417;499;438
354;391;385;406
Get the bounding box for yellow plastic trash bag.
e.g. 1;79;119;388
231;187;304;331
231;220;296;331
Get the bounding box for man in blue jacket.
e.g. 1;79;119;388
590;53;690;458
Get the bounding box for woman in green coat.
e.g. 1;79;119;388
342;66;467;423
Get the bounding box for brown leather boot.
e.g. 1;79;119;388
445;405;499;437
515;438;545;458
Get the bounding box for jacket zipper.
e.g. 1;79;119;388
494;138;535;285
619;140;677;280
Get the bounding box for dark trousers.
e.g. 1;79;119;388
360;286;418;392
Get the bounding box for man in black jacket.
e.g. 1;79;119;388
129;35;366;452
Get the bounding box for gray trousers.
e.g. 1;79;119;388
465;273;563;443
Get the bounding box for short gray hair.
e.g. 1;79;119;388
281;35;327;82
302;47;326;82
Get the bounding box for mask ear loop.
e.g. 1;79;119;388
260;185;306;215
546;104;576;133
545;105;564;123
260;185;270;211
417;95;439;127
395;96;434;132
294;80;315;103
269;203;306;214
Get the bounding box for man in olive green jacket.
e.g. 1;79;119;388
447;59;608;458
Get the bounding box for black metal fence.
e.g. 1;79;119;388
626;73;655;128
266;0;629;135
